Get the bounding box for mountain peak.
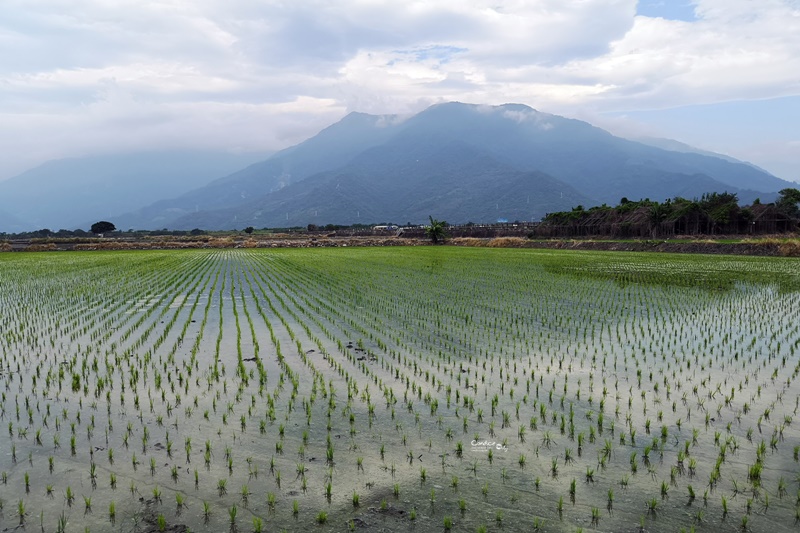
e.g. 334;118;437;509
409;102;556;131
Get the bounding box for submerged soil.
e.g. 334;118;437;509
1;248;799;532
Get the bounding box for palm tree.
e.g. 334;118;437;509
426;216;447;244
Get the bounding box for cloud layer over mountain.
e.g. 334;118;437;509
1;1;798;181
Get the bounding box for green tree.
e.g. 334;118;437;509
425;216;448;244
648;204;669;237
698;192;739;233
777;188;800;217
90;221;115;234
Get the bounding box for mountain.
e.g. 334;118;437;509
0;150;270;232
112;113;404;230
137;102;792;230
634;137;776;175
169;141;591;228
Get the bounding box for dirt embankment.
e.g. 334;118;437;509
451;236;800;257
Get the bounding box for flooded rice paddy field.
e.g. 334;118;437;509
1;247;800;532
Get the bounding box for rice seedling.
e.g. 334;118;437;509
175;492;185;510
591;506;601;525
444;515;453;530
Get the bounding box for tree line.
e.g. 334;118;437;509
539;189;800;238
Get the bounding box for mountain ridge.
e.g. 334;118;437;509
1;102;793;232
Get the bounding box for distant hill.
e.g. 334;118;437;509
0;210;28;234
0;150;270;232
136;102;791;230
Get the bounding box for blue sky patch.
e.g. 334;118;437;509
389;45;468;65
636;0;698;22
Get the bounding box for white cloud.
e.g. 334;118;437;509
4;62;240;95
0;0;798;179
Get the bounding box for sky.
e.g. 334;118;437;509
0;0;798;182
